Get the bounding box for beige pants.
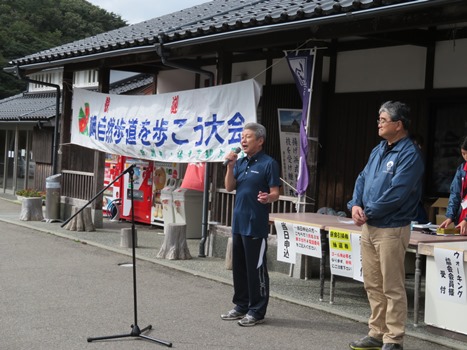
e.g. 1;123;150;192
361;224;410;344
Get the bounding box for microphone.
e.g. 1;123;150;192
223;147;241;166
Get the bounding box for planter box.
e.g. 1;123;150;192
19;197;44;221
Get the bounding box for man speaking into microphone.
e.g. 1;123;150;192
221;122;281;327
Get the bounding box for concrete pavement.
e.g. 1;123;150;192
0;195;465;349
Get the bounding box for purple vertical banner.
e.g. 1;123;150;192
286;50;314;196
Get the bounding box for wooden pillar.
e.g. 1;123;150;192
210;50;233;224
216;50;232;85
59;68;74;173
90;67;111;228
13;126;19;194
3;130;9;192
24;130;31;189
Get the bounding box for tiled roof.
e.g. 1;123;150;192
8;0;423;67
109;74;154;95
0;92;58;121
0;74;153;121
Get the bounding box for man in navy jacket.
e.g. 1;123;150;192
347;101;424;350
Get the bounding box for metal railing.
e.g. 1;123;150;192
61;170;95;200
211;188;298;227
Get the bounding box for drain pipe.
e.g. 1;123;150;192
14;66;60;175
156;37;215;258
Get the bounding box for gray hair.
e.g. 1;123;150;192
379;101;411;130
244;122;266;141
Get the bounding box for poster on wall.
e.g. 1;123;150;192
277;108;301;196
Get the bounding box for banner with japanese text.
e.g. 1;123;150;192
434;247;466;304
329;229;354;279
328;229;364;282
277;109;301;196
274;220;322;263
71;79;262;163
285;50;315;195
293;223;321;258
274;220;296;264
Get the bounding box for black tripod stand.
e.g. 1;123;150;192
61;164;172;347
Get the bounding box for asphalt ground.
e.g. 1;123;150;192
0;196;464;350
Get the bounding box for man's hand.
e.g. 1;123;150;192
351;206;367;226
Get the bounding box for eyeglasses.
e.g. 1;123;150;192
376;118;398;125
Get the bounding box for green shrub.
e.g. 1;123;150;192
16;189;45;198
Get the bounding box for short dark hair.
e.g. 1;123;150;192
461;136;467;151
379;101;411;130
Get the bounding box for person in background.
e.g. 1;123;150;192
439;136;467;235
221;122;281;327
347;101;424;350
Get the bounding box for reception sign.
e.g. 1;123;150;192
274;220;321;263
434;247;467;304
328;229;364;282
71;79;261;163
274;220;296;264
329;229;354;279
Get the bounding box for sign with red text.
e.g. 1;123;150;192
293;224;321;258
329;229;353;279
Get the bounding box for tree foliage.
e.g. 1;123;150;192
0;0;127;99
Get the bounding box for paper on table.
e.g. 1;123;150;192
412;223;437;230
337;217;356;224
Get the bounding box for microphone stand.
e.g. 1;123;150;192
62;164;172;347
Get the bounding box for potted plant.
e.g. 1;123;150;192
16;189;45;221
16;188;45;201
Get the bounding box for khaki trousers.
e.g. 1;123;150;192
361;224;410;344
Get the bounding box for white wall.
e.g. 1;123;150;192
28;39;467;95
28;69;63;92
232;60;266;86
156;65;217;93
156;69;197;94
434;38;467;88
335;45;427;93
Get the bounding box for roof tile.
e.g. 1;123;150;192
8;0;422;66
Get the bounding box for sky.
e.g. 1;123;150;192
86;0;210;24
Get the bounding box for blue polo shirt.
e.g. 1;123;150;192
232;150;281;238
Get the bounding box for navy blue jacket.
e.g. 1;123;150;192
446;162;467;223
347;136;424;228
